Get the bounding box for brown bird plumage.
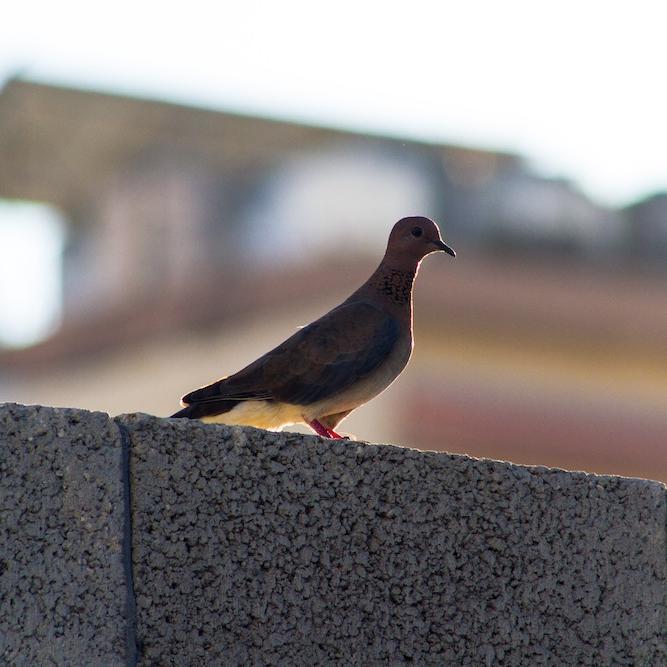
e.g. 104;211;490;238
171;216;455;438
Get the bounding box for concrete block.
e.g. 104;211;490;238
0;404;128;667
120;413;667;667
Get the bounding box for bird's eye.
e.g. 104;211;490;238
411;226;423;238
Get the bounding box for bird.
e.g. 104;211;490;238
171;216;455;438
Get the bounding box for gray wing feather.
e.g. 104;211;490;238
182;301;399;408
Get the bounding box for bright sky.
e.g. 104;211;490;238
1;0;665;205
0;1;665;345
0;203;64;347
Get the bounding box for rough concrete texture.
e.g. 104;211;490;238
0;404;127;667
120;413;666;667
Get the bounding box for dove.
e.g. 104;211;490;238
171;216;455;438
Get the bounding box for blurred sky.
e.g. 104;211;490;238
0;0;665;345
1;0;665;205
0;202;64;346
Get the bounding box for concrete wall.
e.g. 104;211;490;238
1;404;666;666
0;404;129;666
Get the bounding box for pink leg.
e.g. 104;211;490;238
308;419;343;439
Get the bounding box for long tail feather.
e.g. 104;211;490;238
170;399;241;420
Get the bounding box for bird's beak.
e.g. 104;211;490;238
433;239;456;257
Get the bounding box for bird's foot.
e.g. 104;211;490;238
308;419;347;439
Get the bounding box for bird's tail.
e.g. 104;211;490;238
170;399;241;420
170;406;193;419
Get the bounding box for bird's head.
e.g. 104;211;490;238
386;216;456;263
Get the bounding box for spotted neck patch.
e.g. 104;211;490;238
374;268;416;305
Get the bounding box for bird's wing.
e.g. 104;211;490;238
181;301;399;407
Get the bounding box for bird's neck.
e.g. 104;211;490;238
362;254;420;315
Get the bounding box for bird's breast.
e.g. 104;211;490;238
303;329;413;420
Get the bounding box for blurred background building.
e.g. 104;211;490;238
0;77;665;482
